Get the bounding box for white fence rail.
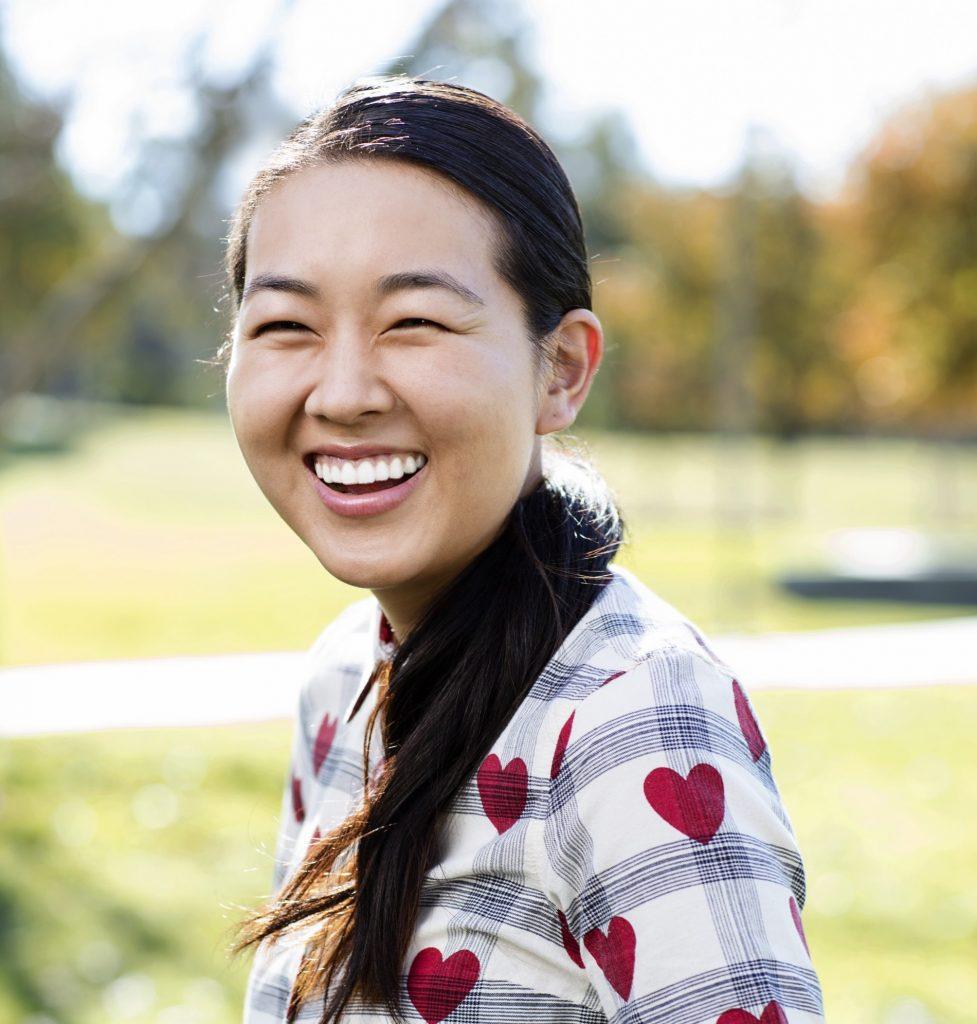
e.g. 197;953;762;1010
3;616;976;738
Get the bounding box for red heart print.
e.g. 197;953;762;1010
600;670;626;687
407;947;480;1024
789;895;810;955
643;762;725;843
290;774;305;824
550;711;575;779
732;679;766;762
311;825;322;844
477;754;527;834
583;915;636;1000
313;713;338;774
557;908;584;968
716;999;788;1024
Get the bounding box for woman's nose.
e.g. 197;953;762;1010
303;336;396;424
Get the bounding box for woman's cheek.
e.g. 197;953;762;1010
225;372;256;455
230;390;278;458
240;351;306;435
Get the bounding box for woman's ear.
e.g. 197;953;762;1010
535;309;604;435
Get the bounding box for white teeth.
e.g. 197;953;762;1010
312;451;427;483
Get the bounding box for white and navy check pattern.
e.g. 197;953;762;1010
243;564;825;1023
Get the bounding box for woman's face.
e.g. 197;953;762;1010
226;159;554;632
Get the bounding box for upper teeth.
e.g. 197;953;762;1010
313;452;427;485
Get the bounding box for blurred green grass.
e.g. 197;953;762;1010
1;405;975;667
3;687;976;1023
0;722;289;1024
2;406;976;1023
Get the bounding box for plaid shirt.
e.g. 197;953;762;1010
243;564;825;1023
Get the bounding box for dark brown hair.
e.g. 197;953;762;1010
217;74;626;1022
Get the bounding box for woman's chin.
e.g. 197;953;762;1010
315;549;420;591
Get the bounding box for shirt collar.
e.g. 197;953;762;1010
343;600;398;724
340;566;649;727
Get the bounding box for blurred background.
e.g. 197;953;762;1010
1;0;976;1021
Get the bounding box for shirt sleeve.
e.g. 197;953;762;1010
539;644;825;1023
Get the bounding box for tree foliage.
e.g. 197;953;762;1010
3;2;977;437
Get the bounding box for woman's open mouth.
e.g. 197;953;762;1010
304;453;428;518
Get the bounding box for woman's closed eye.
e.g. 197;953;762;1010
391;317;446;331
252;318;446;335
252;320;309;336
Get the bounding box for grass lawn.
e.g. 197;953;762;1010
3;685;975;1023
1;404;975;667
2;405;976;1022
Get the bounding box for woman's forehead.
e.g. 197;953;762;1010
253;160;495;245
245;161;505;300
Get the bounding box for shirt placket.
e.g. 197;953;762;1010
343;602;399;794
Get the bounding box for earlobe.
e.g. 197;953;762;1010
535;310;603;435
535;392;575;436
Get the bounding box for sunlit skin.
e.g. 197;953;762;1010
225;159;603;642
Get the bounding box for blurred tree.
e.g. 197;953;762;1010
0;3;299;416
588;80;977;438
0;24;107;405
832;84;977;435
384;0;546;124
596;182;723;430
4;0;976;438
745;147;844;437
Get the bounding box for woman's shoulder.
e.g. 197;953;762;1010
537;564;752;772
568;563;738;690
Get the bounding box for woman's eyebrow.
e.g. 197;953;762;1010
241;269;486;308
374;270;485;308
241;274;321;304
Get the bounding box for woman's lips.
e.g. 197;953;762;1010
306;458;428;518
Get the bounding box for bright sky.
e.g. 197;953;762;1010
4;0;977;227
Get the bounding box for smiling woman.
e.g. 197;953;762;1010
211;75;824;1024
